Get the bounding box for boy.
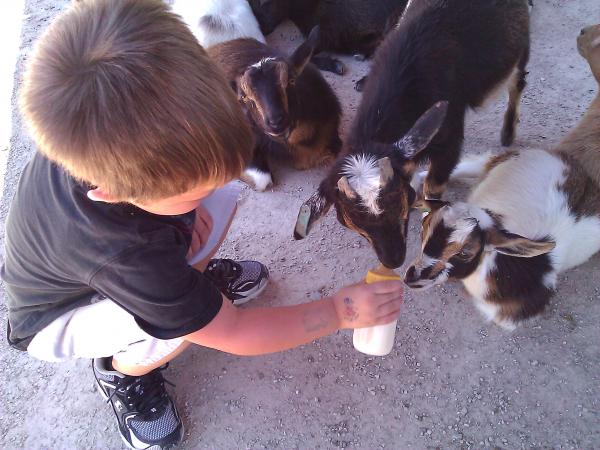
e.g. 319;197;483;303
2;1;404;448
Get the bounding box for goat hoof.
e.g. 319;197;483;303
312;56;345;75
354;76;367;92
422;183;446;201
332;60;346;76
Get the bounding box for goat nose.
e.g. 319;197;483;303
269;115;285;128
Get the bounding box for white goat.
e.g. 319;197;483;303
171;0;265;48
404;24;600;329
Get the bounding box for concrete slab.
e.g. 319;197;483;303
1;1;599;449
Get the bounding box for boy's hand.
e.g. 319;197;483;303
188;205;213;256
332;281;404;329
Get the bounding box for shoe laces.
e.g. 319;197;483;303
207;259;240;283
108;364;175;419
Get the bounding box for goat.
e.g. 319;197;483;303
171;0;265;48
208;27;342;191
403;24;600;329
293;0;530;269
248;0;407;75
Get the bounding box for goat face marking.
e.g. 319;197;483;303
334;154;416;268
341;154;385;215
405;202;486;289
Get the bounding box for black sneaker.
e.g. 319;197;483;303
92;358;183;450
205;259;269;305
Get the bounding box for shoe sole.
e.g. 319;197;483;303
119;432;182;450
232;276;269;306
95;379;109;401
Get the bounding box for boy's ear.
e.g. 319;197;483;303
486;228;556;257
87;187;119;203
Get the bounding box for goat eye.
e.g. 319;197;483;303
456;250;471;260
289;78;296;86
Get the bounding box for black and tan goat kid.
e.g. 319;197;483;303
293;0;530;268
171;0;265;48
249;0;408;75
404;24;600;329
208;27;342;191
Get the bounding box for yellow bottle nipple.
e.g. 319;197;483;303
365;264;401;284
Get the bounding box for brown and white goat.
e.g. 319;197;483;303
208;27;342;191
404;24;600;329
294;0;530;268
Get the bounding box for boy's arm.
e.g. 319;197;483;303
184;281;403;355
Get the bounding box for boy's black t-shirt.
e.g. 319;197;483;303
2;153;223;346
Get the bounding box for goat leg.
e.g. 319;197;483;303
501;47;529;147
354;75;368;92
311;54;346;75
241;140;273;192
423;139;462;200
248;0;287;36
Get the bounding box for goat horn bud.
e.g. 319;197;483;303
337;176;357;198
378;157;394;187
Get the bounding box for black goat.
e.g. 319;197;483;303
208;27;342;190
249;0;407;75
294;0;530;269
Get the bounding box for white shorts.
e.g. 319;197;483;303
27;182;242;367
27;296;185;367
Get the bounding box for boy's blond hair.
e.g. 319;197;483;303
20;0;253;201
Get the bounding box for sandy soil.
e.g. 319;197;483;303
1;1;599;449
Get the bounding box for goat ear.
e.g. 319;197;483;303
486;229;556;257
377;157;394;187
337;176;357;199
290;26;320;77
294;189;332;240
393;101;449;159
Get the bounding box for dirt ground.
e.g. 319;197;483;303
1;1;599;449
